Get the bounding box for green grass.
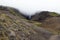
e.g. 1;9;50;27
50;12;60;16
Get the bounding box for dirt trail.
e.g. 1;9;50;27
49;35;60;40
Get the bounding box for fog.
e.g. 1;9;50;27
0;0;60;15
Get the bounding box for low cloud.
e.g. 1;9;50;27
0;0;60;15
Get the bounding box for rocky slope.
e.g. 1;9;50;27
31;11;60;34
0;6;54;40
30;11;60;40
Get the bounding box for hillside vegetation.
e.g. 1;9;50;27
0;6;60;40
31;11;60;34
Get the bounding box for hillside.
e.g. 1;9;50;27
0;6;54;40
31;11;60;34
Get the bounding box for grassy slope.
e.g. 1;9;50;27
0;6;53;40
31;11;60;35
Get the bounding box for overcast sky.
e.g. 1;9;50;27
0;0;60;15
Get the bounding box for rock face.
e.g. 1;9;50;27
0;6;54;40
